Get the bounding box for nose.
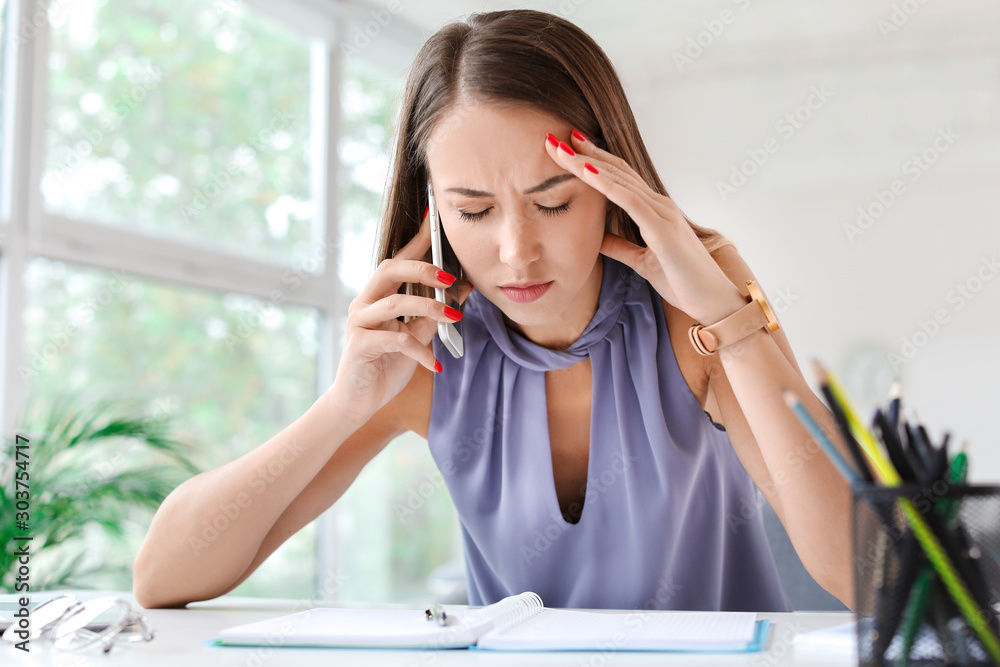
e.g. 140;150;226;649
497;213;541;271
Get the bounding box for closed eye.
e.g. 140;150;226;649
458;201;572;222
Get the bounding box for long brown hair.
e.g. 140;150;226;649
372;9;732;302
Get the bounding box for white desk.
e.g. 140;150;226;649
1;591;856;666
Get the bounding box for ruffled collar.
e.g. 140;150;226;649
470;255;635;371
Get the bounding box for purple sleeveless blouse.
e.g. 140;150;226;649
428;254;792;612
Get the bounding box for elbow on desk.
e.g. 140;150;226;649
132;558;228;609
132;564;184;609
132;519;222;608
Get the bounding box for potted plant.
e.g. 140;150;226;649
0;391;198;591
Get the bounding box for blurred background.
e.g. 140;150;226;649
0;0;996;603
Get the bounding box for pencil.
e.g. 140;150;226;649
781;388;861;484
811;360;875;482
813;360;896;483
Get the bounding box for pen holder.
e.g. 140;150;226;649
852;483;1000;666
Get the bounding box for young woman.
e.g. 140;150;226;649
134;9;853;612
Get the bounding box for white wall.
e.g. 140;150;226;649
613;2;1000;481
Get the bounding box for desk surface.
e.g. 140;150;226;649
2;591;856;666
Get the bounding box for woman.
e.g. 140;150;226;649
134;9;853;612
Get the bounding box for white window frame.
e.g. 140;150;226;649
0;0;425;599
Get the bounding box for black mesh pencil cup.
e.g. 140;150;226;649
852;483;1000;666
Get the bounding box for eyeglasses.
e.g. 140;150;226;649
1;594;155;653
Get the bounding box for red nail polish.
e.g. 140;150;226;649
444;306;462;321
423;204;429;219
558;141;576;156
571;129;587;143
436;270;456;286
584;163;599;174
546;133;560;148
434;359;443;373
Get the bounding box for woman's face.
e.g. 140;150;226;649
425;100;608;347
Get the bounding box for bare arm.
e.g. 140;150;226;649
703;245;854;609
133;360;432;609
134;205;469;608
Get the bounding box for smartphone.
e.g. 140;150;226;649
428;182;464;358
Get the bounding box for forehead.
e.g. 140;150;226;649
425;101;571;190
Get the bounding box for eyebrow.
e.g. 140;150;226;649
444;173;578;197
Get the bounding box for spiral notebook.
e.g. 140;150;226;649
215;592;770;652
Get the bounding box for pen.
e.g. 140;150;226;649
887;379;901;430
902;407;937;473
872;408;919;482
424;603;450;626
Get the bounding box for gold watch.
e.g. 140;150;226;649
688;281;779;356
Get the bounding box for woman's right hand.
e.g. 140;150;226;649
329;206;474;425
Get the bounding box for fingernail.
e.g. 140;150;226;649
584;162;599;174
546;132;560;148
436;270;456;286
423;204;429;220
571;129;587;143
558;140;576;156
434;359;443;373
444;306;462;321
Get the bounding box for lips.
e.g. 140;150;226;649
499;281;553;304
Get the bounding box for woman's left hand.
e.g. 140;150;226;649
545;130;747;325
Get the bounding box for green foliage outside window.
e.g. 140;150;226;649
17;0;460;603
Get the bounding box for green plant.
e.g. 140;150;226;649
0;391;199;591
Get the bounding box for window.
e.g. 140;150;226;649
23;258;319;595
43;0;316;267
5;0;458;603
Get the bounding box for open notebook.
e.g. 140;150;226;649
216;591;770;652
